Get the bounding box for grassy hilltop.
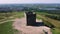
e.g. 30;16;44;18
0;12;24;34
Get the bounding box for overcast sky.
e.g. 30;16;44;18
0;0;60;4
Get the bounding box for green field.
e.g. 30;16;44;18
0;11;24;34
36;12;60;34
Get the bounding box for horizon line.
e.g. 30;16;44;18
0;3;60;4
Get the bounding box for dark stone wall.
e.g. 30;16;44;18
26;12;36;26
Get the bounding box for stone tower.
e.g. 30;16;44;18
25;12;36;26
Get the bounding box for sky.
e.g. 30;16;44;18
0;0;60;4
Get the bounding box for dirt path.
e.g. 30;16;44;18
13;14;52;34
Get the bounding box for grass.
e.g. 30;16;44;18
51;28;60;34
0;11;24;23
36;14;42;20
0;11;24;34
0;21;18;34
13;12;24;18
36;12;60;34
15;12;24;18
0;13;13;20
36;12;60;28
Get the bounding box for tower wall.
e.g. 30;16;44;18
26;12;36;26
